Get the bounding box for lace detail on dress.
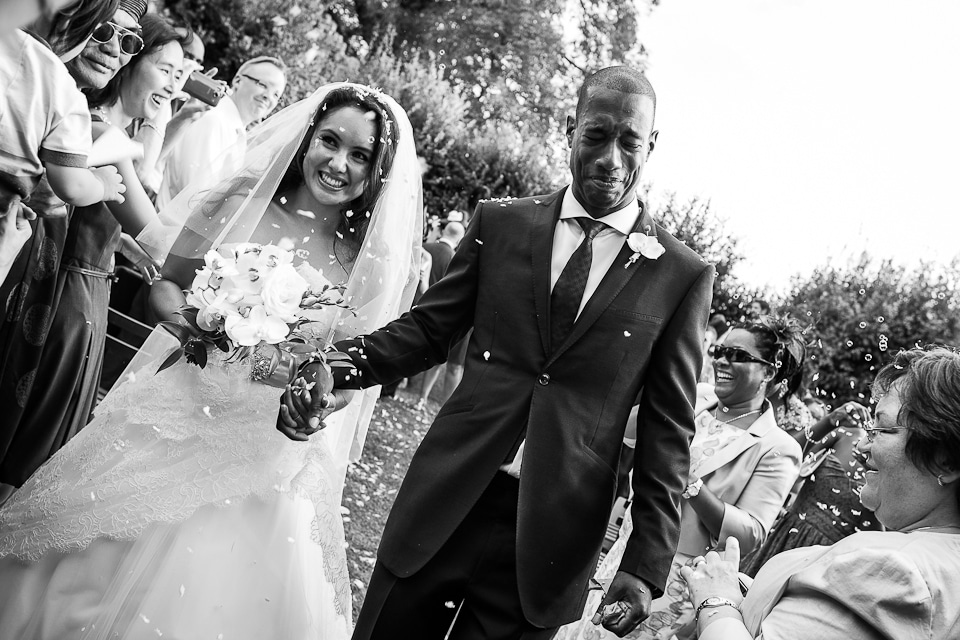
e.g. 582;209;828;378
0;352;352;618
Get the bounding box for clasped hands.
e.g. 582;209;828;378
276;361;355;441
590;571;654;637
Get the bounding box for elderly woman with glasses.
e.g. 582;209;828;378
683;345;960;640
556;315;804;640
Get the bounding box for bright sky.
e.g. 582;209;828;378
637;0;960;291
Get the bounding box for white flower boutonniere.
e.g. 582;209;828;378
625;227;665;267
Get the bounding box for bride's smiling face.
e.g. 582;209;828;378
301;106;377;208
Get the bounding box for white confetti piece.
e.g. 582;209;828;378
179;585;185;597
483;351;491;360
623;331;631;337
202;406;212;418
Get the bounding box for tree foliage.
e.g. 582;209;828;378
777;254;960;404
645;190;745;319
329;0;650;132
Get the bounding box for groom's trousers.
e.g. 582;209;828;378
352;472;558;640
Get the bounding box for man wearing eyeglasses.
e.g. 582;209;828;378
66;0;147;90
156;56;286;209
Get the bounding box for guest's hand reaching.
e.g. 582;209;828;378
93;165;126;203
679;537;744;612
591;570;654;637
277;361;356;441
0;195;33;280
119;233;162;284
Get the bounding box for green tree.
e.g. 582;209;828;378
644;190;745;319
778;254;960;404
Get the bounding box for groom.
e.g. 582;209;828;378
280;66;714;639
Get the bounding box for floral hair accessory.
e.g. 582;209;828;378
625;226;665;267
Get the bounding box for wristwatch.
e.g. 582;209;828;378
695;596;739;621
682;477;703;499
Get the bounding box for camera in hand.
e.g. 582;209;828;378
182;71;226;106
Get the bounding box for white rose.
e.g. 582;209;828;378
260;263;309;322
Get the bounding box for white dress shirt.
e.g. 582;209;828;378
156;96;246;209
501;189;641;477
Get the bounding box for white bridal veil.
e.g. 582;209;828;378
133;82;423;469
0;84;422;638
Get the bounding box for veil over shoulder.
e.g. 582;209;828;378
136;82;423;466
0;84;423;640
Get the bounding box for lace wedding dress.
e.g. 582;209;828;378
0;83;422;640
0;340;355;640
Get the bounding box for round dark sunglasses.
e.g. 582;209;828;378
708;344;774;366
90;22;144;56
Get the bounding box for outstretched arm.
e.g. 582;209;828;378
277;206;485;437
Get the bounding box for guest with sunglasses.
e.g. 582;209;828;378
0;0;127;278
0;0;145;506
683;345;960;640
0;11;182;495
65;0;144;90
556;314;803;640
156;55;286;209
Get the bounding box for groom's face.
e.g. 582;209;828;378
566;87;657;219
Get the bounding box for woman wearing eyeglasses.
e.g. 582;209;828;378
555;315;803;640
683;345;960;640
0;13;183;490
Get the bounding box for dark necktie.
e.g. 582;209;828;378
550;217;606;349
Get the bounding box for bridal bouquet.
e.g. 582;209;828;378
158;240;353;384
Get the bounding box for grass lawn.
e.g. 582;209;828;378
342;387;439;620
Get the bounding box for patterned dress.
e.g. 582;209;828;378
741;448;882;577
0;188;70;486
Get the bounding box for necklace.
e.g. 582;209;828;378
92;106;113;126
712;407;762;427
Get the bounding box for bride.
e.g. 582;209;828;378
0;83;422;640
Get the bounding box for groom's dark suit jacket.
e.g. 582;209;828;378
333;188;714;627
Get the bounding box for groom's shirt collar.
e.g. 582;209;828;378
559;189;640;236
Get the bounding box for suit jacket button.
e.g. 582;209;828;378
538;373;550;386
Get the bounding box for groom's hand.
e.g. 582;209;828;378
276;362;354;441
592;570;653;637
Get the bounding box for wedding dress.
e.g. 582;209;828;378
0;84;422;640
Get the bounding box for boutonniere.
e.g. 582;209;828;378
625;226;665;267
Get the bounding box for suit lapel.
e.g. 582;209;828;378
546;200;655;365
530;189;565;356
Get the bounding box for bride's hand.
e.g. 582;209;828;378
276;363;354;441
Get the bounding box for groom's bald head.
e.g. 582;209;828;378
576;66;657;127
